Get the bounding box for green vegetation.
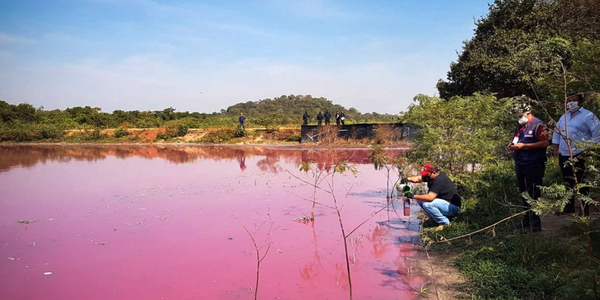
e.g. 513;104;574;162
0;95;398;142
437;0;600;117
401;1;600;298
403;94;600;298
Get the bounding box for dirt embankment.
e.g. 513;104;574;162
64;127;302;144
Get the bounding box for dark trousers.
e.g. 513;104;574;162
515;161;545;229
325;119;330;125
317;120;322;126
559;154;590;216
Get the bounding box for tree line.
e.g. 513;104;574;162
0;95;398;141
437;0;600;119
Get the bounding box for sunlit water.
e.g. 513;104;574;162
0;145;424;300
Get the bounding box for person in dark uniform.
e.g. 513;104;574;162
324;111;331;125
339;111;346;125
508;106;549;232
302;111;310;126
316;111;324;126
238;113;246;130
335;111;341;125
404;163;461;230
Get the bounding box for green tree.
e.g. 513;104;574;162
401;93;513;183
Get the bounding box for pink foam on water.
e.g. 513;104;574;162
0;145;424;299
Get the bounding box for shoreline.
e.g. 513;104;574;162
0;142;413;150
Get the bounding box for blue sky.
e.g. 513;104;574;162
0;0;491;114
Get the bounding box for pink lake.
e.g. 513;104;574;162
0;145;425;300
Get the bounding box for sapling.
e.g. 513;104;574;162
289;159;400;300
368;144;404;200
235;207;274;300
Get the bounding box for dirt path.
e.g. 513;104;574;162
412;250;467;299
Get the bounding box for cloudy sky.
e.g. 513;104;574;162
0;0;491;114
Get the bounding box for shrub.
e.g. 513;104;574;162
373;124;401;144
81;129;103;141
201;128;235;143
285;134;301;142
177;124;188;137
39;125;65;140
234;126;246;138
114;127;129;138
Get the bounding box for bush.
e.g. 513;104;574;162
285;134;301;142
177;124;188;137
81;129;103;141
114;127;129;138
234;126;246;138
200;128;235;143
39;125;65;139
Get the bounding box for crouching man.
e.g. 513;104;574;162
404;163;461;230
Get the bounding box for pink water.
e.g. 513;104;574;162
0;145;425;300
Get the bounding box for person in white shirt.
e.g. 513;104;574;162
552;93;600;216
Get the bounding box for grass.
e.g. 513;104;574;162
418;160;600;300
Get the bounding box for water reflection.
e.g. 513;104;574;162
0;145;406;173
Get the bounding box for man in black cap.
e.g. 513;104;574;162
404;162;461;230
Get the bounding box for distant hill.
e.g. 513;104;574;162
225;94;397;123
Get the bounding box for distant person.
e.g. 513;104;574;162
335;111;341;125
302;111;310;126
239;113;246;130
340;111;346;125
552;93;600;216
316;111;324;126
324;111;331;125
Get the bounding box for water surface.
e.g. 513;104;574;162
0;145;424;299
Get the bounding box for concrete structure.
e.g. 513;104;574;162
300;123;417;143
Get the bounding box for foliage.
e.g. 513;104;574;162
437;0;600;106
401;93;514;184
177;124;189;137
200;128;236;143
234;126;246;138
404;90;599;299
285;134;301;142
225;94;396;124
368;144;404;198
113;127;129;138
373;124;401;144
0;95;400;143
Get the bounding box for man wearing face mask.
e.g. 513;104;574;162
552;93;600;216
403;163;461;230
508;106;549;232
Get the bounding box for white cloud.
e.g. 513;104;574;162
0;45;445;114
0;32;35;45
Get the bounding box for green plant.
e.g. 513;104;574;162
234;126;246;138
285;134;301;142
177;124;188;137
114;127;129;138
201;128;236;143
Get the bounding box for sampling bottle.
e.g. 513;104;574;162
396;183;411;216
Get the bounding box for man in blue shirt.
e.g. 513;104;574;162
239;113;246;130
552;93;600;216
